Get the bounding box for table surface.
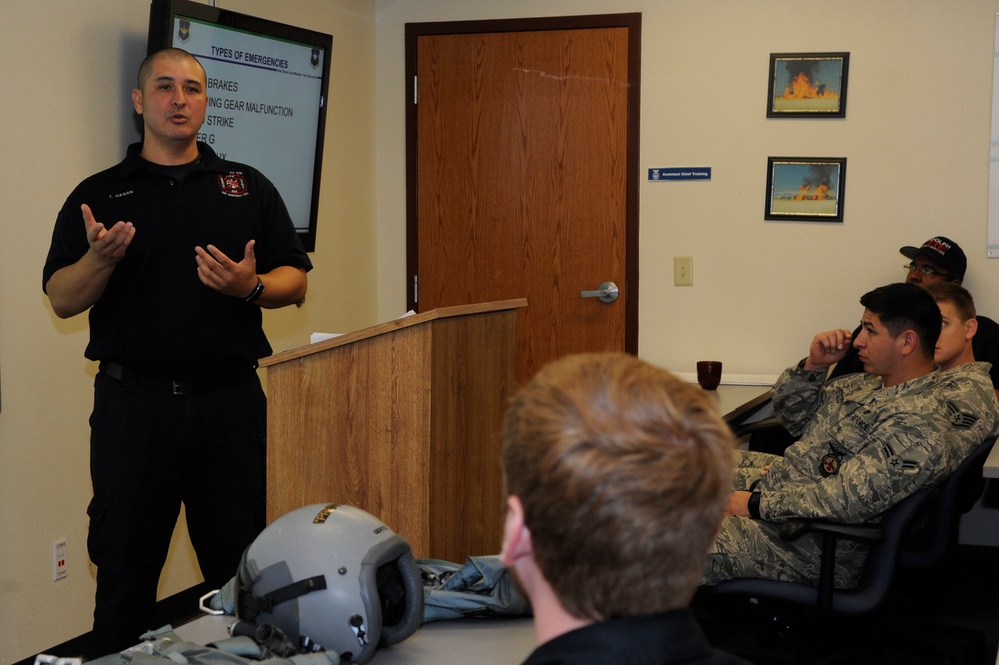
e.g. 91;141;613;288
705;384;772;423
175;614;537;664
169;385;773;664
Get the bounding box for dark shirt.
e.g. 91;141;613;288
521;611;749;665
43;143;312;380
972;316;999;388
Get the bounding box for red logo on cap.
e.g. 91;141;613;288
923;237;952;255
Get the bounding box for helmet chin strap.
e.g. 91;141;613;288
239;574;328;620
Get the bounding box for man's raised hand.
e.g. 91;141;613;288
805;328;854;371
82;204;134;265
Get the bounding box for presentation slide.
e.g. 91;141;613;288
172;16;326;234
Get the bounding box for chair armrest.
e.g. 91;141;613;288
732;417;781;437
779;518;886;546
775;517;886;614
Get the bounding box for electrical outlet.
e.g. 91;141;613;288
53;539;67;581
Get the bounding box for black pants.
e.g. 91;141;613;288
87;367;267;657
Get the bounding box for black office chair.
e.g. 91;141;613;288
701;436;997;665
900;436;996;571
889;437;998;663
739;418;799;456
702;486;934;664
726;392;796;455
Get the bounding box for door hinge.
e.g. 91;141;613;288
413;275;419;303
413;76;418;105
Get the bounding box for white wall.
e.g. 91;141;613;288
375;0;999;383
0;1;376;662
5;0;999;661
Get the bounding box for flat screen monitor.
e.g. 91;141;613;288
147;0;332;251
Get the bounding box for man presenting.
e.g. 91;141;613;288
43;48;312;656
703;283;998;588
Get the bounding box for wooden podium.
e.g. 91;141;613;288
259;299;527;562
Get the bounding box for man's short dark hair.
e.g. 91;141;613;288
860;282;942;358
137;48;206;90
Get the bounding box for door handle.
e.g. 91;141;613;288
580;281;619;303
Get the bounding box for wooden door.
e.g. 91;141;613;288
406;15;641;385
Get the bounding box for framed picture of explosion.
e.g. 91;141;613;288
767;52;849;118
765;157;847;222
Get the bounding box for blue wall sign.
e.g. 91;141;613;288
648;167;711;181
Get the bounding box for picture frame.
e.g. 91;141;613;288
765;157;846;222
768;52;849;118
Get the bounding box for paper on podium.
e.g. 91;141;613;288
309;331;343;344
310;310;416;344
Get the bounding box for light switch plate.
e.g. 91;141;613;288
674;256;693;286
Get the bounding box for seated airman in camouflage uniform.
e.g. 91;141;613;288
924;282;999;468
701;282;999;588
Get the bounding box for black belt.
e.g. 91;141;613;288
101;362;256;396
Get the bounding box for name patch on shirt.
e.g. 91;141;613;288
219;172;249;198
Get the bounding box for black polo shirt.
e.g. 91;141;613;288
521;611;749;665
43;142;313;380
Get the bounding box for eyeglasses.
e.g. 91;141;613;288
904;263;950;278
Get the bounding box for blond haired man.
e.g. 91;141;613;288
501;353;748;665
925;282;999;467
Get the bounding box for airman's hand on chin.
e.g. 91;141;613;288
805;328;853;371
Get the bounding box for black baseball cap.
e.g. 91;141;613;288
899;236;966;281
